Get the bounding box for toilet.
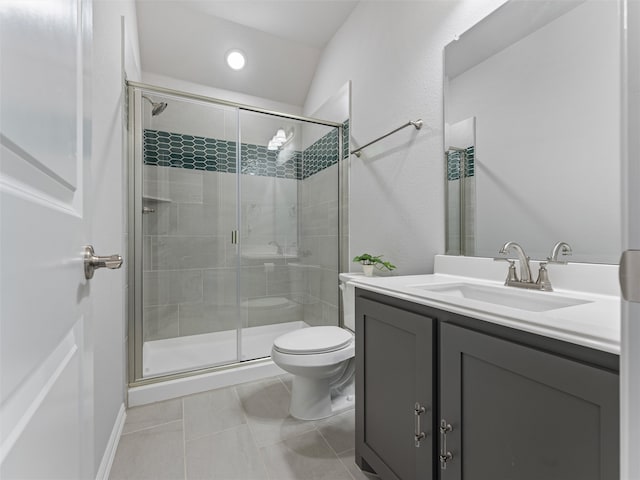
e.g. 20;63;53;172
271;272;361;420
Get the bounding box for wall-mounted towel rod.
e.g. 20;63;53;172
352;119;423;157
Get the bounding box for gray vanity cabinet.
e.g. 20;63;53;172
439;322;619;480
355;296;436;480
355;289;619;480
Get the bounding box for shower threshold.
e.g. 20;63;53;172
142;320;308;378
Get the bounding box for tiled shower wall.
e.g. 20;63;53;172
143;167;235;341
446;146;475;256
142;123;345;342
142;167;302;341
298;164;340;327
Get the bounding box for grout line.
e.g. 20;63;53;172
276;374;291;393
337;453;360;480
315;413;360;479
120;418;183;436
234;385;272;480
315;427;343;460
183;420;250;444
317;414;358;464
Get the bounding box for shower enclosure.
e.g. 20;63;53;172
127;83;344;385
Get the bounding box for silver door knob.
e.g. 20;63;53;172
83;245;123;279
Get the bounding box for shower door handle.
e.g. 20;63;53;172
84;245;123;279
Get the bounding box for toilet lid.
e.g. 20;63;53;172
273;326;353;355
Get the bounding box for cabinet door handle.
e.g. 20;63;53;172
414;402;427;447
439;419;454;469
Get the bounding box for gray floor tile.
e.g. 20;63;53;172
260;430;353;480
183;386;246;441
113;376;364;480
236;378;316;447
110;421;185;480
316;409;355;455
122;398;183;435
185;424;267;480
337;450;378;480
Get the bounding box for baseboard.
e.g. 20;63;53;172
95;403;126;480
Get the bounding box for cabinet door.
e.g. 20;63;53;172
440;322;619;480
355;297;435;480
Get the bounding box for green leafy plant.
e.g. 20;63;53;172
353;253;396;271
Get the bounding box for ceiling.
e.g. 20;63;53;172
135;1;359;106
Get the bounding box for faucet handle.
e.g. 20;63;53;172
547;241;572;264
536;262;553;291
494;257;518;284
505;260;518;284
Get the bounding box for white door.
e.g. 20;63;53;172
621;0;640;478
0;1;96;478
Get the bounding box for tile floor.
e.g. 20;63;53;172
109;374;376;480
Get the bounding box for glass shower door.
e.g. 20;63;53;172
129;84;343;383
237;109;341;361
136;88;240;378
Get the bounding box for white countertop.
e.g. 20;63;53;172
347;256;621;355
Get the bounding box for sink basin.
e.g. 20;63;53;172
407;283;591;312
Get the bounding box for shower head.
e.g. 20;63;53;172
142;95;168;116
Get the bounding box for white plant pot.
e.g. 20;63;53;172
362;264;375;277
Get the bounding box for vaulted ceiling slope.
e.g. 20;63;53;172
135;1;358;106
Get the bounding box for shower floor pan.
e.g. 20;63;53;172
142;320;308;378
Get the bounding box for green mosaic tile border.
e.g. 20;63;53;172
143;120;348;180
342;120;350;160
239;144;301;179
303;128;339;178
447;146;475;181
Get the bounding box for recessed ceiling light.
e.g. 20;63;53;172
226;49;246;70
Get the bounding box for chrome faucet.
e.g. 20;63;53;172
496;241;553;291
498;241;533;283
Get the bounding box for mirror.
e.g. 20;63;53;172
444;0;621;264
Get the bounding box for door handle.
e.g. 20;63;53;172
84;245;123;279
620;250;640;302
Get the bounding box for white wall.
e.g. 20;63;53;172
142;72;303;117
139;72;304;147
92;1;140;476
304;0;507;274
143;96;237;142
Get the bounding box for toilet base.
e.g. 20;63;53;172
289;375;355;421
290;376;331;420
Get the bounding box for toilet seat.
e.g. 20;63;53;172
273;326;352;355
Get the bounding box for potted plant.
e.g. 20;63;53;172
353;253;397;277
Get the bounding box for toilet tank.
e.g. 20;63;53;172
339;272;363;332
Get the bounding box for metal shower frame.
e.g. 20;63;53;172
126;80;346;387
